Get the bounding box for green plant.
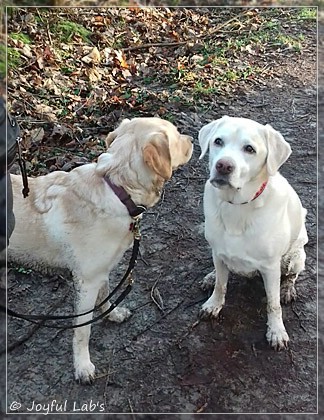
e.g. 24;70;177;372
15;267;33;275
142;75;155;85
7;47;21;69
193;81;217;96
53;20;91;43
0;44;5;78
274;34;302;52
61;66;74;75
162;112;176;123
10;32;31;44
263;20;279;30
221;69;239;82
296;8;317;20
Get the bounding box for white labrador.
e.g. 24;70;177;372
8;117;193;383
199;116;308;350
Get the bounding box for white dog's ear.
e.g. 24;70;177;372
198;122;214;159
198;116;227;159
264;124;292;176
143;133;172;180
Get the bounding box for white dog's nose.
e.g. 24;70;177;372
216;158;235;176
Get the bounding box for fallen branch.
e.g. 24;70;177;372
122;41;186;52
132;274;200;340
150;277;164;313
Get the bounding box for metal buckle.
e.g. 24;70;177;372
127;271;134;285
132;216;142;240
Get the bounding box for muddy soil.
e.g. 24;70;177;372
1;15;318;418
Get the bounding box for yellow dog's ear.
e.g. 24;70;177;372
105;118;131;148
105;131;117;148
143;133;172;180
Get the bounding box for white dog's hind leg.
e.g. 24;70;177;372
73;277;103;384
200;270;216;291
261;265;289;350
280;245;306;304
97;280;131;323
280;273;298;304
200;257;229;319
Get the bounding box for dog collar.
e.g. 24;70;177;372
104;176;147;217
228;181;268;205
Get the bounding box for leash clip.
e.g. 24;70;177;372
127;271;134;285
131;216;142;240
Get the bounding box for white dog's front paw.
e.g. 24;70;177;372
199;298;223;320
266;326;289;350
108;306;131;323
74;360;95;385
200;270;216;291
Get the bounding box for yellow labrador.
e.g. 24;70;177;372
8;117;193;383
199;116;308;350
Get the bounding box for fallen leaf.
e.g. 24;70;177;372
37;55;44;69
115;49;129;69
43;78;61;95
29;127;45;144
34;104;57;122
82;46;101;64
87;68;101;83
21;44;33;58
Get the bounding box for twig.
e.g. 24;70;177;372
47;24;53;45
195;401;208;413
130;301;151;312
176;319;200;347
288;348;295;365
200;12;249;41
132;274;200;340
16;119;50;124
291;303;307;332
150;277;164;313
251;343;258;357
103;349;117;410
128;398;135;419
122;41;186;52
132;299;184;340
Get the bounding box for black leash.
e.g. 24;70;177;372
16;137;29;198
5;278;134;330
2;217;142;329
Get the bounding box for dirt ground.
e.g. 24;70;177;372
1;8;318;417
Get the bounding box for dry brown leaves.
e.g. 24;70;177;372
6;6;315;175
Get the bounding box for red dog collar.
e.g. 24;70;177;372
228;181;268;205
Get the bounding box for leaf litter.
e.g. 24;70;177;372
7;6;316;175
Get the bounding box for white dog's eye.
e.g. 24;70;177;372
214;138;223;146
244;145;256;154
